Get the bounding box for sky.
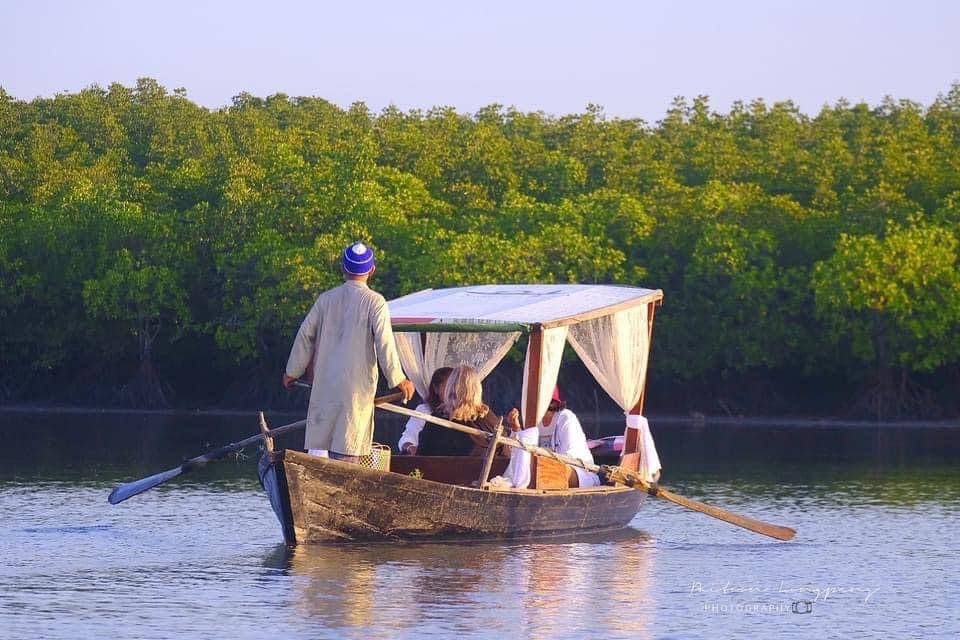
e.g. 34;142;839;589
2;0;958;122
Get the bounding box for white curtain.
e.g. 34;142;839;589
567;305;661;482
520;326;569;427
394;333;431;398
395;331;520;399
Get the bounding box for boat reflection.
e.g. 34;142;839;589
262;528;656;638
516;530;656;640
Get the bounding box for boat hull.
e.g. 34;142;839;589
260;450;644;545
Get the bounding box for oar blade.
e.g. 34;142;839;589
108;466;183;505
656;487;796;541
107;417;309;506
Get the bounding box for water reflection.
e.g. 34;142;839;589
510;530;656;640
261;529;657;639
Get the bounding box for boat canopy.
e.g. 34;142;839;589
388;283;664;484
389;284;662;333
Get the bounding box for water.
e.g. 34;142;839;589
1;410;958;639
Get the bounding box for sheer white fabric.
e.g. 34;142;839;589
394;333;430;398
626;414;660;479
427;331;519;380
394;331;520;399
567;305;661;482
567;305;650;410
520;326;568;427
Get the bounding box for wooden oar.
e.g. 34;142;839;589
107;392;403;505
601;469;797;541
377;402;796;541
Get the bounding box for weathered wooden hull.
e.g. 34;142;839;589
259;450;645;545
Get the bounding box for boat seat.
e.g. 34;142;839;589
531;456;570;490
389;455;509;486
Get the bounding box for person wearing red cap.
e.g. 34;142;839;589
492;386;599;488
537;386;600;487
283;242;415;462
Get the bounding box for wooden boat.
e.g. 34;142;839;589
259;451;644;544
260;284;664;545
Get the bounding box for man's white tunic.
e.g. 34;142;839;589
285;281;406;455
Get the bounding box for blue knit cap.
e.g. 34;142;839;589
342;241;376;275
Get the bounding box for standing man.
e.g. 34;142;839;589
283;242;415;462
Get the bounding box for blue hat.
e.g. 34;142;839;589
342;242;376;275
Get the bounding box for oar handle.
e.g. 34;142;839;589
182;391;402;468
109;392;404;504
197;391;402;464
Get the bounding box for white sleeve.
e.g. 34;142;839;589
504;427;539;489
371;296;406;388
398;403;430;449
285;297;322;378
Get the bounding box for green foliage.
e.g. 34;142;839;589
80;200;192;361
1;79;959;412
813;222;960;372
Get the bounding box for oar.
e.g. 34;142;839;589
377;402;796;541
602;469;797;541
107;391;403;505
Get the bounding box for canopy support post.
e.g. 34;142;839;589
523;324;544;428
622;301;658;468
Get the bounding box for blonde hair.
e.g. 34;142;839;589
443;365;489;422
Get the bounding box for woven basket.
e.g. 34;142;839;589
358;442;391;471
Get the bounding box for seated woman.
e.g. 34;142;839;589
495;387;600;489
417;365;520;456
397;367;453;455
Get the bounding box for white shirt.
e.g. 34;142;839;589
543;409;599;487
398;403;431;451
543;409;595;467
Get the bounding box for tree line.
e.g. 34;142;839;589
1;79;958;418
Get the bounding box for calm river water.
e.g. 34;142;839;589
1;410;958;639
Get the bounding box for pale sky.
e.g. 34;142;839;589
3;0;958;121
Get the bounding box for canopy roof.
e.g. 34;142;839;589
389;284;662;333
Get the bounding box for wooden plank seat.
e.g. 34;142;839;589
389;453;584;490
389;455;509;486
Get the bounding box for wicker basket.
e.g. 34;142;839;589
358;442;391;471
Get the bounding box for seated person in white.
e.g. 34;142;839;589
397;367;452;455
493;387;601;489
